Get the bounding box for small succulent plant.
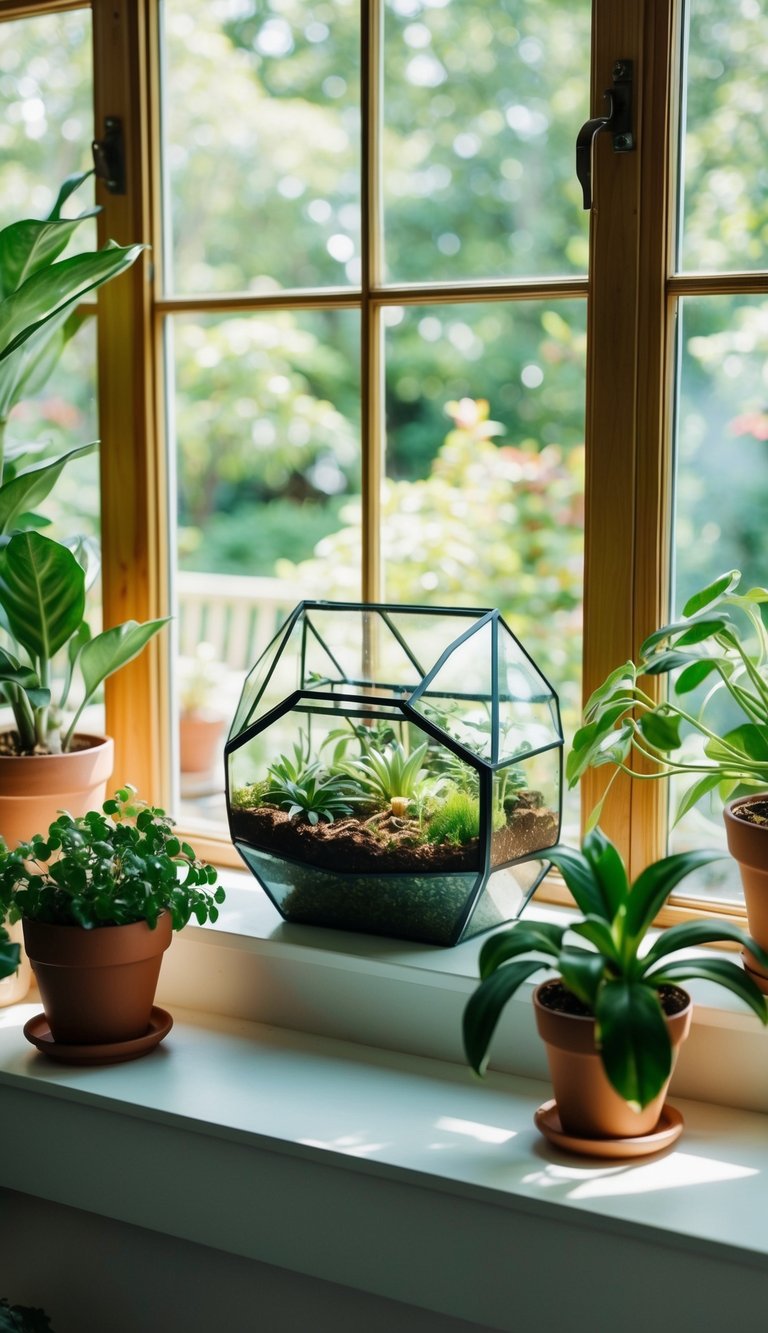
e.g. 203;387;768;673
263;768;361;825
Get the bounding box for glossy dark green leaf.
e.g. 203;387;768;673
640;612;728;658
79;617;169;703
462;958;549;1075
545;843;611;920
582;825;629;920
648;958;768;1025
477;921;565;980
675;615;732;646
570;915;622;966
673;774;722;825
595;980;672;1108
557;947;605;1010
674;658;722;694
0;442;97;535
707;723;768;764
642;650;704;677
583;662;637;719
623;848;725;946
0;531;84;662
637;709;682;752
566;719;633;786
682;571;740;618
0;927;19;981
641;920;768;974
0;242;144;364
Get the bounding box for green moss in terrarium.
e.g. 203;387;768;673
425;789;480;846
231;780;269;810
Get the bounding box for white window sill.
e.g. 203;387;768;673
1;872;767;1330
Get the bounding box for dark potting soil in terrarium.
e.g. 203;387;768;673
229;789;557;876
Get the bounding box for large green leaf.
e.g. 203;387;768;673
0;531;84;664
582;826;628;920
622;848;725;947
673;773;722;825
637;708;683;752
0;216;92;298
648;958;768;1025
477;921;565;979
570;915;623;966
0;242;144;364
705;723;768;765
566;717;633;786
682;571;740;618
557;947;605;1009
0;442;97;535
583;661;637;720
462;957;548;1075
0;927;20;980
545;843;612;920
674;658;722;694
47;169;96;221
78;617;169;703
595;980;672;1108
640;612;730;658
640;920;768;975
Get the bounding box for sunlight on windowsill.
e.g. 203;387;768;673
522;1152;758;1200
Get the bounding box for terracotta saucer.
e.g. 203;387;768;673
533;1099;684;1159
23;1007;173;1066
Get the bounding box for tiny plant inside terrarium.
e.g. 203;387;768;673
226;602;562;945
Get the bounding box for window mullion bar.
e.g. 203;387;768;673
360;0;384;603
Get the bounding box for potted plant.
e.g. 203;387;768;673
0;787;224;1063
178;641;226;775
567;569;768;990
0;1298;55;1332
463;828;768;1153
0;171;159;848
227;601;562;945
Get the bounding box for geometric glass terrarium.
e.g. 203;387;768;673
226;601;563;946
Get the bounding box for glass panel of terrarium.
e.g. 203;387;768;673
412;620;494;761
490;753;560;869
161;0;360;294
461;860;545;942
667;293;768;905
383;608;489;689
300;605;421;699
497;617;560;763
381;0;590;283
677;0;768;274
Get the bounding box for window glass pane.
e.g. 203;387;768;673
678;0;768;273
670;294;768;902
382;0;590;282
162;0;360;294
171;309;361;827
0;8;102;735
381;298;585;836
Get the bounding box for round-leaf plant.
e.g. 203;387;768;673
0;787;224;931
463;828;768;1110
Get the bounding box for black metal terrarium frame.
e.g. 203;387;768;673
225;600;564;946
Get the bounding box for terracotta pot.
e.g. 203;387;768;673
533;980;692;1139
179;711;224;774
23;911;172;1045
0;734;115;849
0;734;114;1008
724;794;768;991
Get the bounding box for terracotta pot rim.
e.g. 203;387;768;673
724;792;768;819
533;978;693;1055
0;733;112;761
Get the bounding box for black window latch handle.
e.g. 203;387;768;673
576;59;635;211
